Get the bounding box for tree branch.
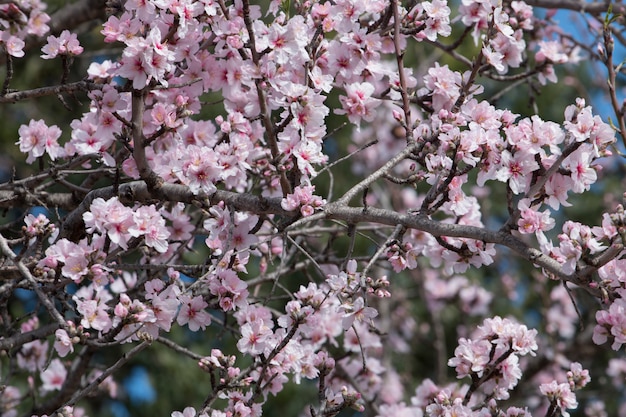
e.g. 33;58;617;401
518;0;623;15
323;203;605;297
63;341;150;409
58;181;291;241
0;323;58;351
0;80;99;103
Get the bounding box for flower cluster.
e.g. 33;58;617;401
16;119;64;164
448;316;538;401
0;0;50;58
41;29;83;59
83;197;170;253
281;183;326;216
593;288;626;350
23;213;57;244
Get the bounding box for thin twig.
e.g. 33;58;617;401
64;340;151;408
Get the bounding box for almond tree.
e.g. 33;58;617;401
1;1;625;416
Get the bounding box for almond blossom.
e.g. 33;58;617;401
16;119;63;163
40;359;67;392
41;30;83;59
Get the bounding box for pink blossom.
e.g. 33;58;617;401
1;32;25;57
517;199;555;234
116;26;176;88
445;176;474;216
544;173;574;209
281;184;326;216
540;381;578;417
180;145;219;195
171;407;203;417
53;329;74;357
336;82;378;125
210;269;249;311
536;40;570;64
74;287;113;332
593;297;626;350
483;44;506;73
237;320;272;356
448;337;491;378
28;9;51;37
150;293;179;332
41;30;83;59
77;298;112;332
24;213;55;244
16;119;63;163
177;294;211;331
495;149;539;194
62;253;90;282
426;391;475;417
17;340;48;372
567;362;591;390
129;205;171;253
87;60;116;80
562;147;597;193
488;32;525;73
40;359;67;391
339;297;378;330
421;0;452;41
0;385;20;417
420;63;463;111
83;197;135;250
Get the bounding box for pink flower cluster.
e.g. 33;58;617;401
541;221;606;276
38;237;106;283
593;288;626;350
448;316;538;400
281;183;326;217
540;361;588;417
336;82;379;125
68;274;208;342
406;0;452;42
41;30;83;59
23;213;57;244
83;197;170;253
203;202;259;255
0;0;50;58
16;119;63;164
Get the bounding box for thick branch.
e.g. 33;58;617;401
131;88;163;190
0;81;98;103
323;203;604;296
0;323;58;351
0;189;79;211
391;0;413;141
519;0;623;14
241;0;292;196
58;181;291;241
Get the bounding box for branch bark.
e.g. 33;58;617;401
58;181;291;241
0;80;99;103
0;323;58;351
322;203;608;297
519;0;623;15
